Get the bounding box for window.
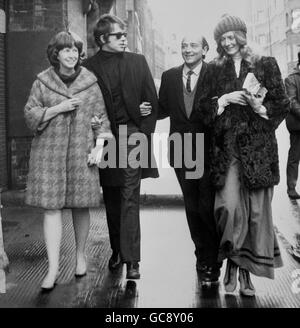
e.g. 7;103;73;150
258;34;266;45
257;10;264;21
9;0;64;31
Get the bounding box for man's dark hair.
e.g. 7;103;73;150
94;14;126;48
298;51;300;66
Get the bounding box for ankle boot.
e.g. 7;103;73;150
126;262;140;280
223;259;238;292
239;268;256;297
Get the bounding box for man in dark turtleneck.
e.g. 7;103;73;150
83;14;158;279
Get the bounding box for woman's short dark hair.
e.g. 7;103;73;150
94;14;126;48
47;31;85;69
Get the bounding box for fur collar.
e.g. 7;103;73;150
37;66;97;97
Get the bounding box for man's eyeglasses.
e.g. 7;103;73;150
107;32;127;39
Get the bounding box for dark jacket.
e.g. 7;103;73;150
158;62;212;170
83;51;159;186
285;67;300;132
198;56;290;190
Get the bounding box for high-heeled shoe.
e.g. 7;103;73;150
75;256;87;278
75;271;87;278
41;273;58;292
239;268;256;297
223;259;238;292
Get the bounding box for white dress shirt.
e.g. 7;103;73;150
182;62;203;92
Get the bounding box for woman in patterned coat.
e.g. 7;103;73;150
198;15;289;296
24;31;113;291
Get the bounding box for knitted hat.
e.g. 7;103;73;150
214;14;247;42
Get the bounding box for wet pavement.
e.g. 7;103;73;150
0;202;300;308
1;125;300;308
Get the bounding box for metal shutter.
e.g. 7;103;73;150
0;0;7;188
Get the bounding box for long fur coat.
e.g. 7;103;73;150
197;56;290;190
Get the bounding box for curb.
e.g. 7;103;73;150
0;189;184;208
1;191;300;264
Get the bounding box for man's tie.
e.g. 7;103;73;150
186;70;193;93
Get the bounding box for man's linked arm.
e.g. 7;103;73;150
158;71;170;120
140;55;158;134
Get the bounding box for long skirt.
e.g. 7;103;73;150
214;157;283;279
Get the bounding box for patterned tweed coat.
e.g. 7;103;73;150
197;56;290;190
24;67;112;209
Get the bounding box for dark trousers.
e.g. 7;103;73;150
102;124;142;263
174;167;219;266
102;167;141;263
287;132;300;191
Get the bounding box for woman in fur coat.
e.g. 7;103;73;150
198;15;289;296
24;31;113;291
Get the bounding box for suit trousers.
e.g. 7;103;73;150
174;167;219;266
287;132;300;191
102;124;142;263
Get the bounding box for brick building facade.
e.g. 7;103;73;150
247;0;300;77
286;0;300;73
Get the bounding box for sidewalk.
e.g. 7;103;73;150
0;189;300;308
2;188;300;262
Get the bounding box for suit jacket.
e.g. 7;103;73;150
158;62;212;171
285;67;300;132
83;51;159;186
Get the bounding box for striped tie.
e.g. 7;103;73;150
186;70;193;93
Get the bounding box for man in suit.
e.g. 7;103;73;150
84;14;158;279
285;52;300;199
158;33;220;285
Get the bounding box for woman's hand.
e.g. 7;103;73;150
58;98;82;113
42;97;82;123
225;91;248;106
140;102;152;117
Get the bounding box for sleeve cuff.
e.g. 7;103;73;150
217;95;229;116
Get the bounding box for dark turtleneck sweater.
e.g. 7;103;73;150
98;50;130;125
54;66;82;87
